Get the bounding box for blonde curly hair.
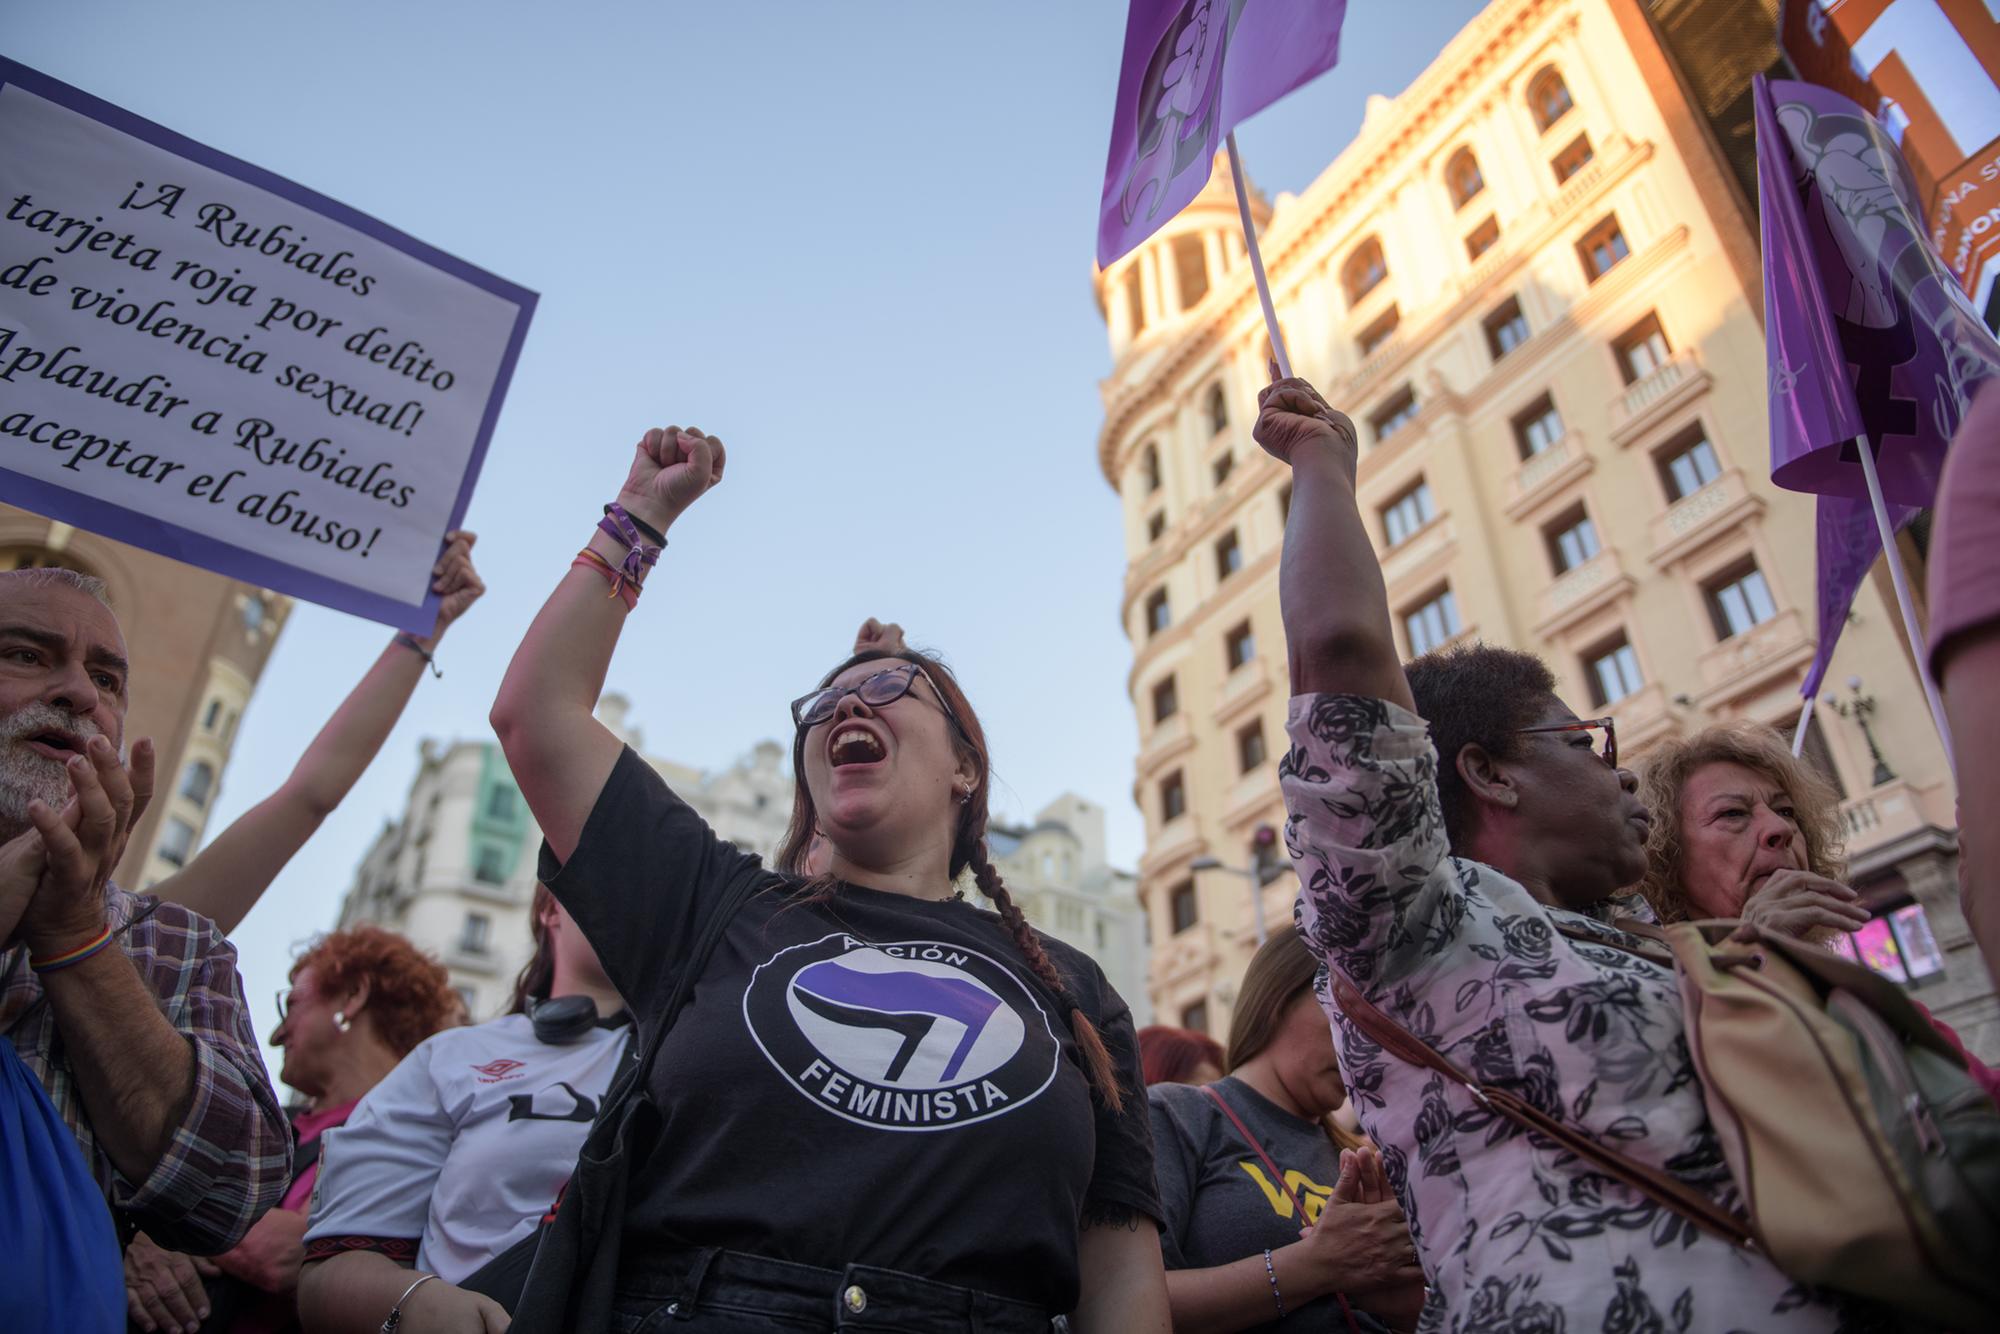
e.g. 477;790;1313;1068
1636;722;1847;924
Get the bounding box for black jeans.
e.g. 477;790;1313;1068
607;1246;1057;1334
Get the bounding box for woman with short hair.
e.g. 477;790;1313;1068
484;424;1169;1332
1139;1026;1225;1087
1148;927;1422;1333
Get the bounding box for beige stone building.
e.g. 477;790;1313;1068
1;501;289;888
1093;0;1989;1055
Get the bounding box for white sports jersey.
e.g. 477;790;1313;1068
304;1011;629;1283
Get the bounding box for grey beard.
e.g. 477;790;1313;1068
0;703;103;830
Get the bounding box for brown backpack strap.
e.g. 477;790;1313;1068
1330;976;1756;1250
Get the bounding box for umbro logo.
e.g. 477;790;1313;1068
471;1057;527;1083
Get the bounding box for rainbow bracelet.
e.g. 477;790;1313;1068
31;924;116;974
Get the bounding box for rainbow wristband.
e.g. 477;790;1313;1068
31;924;116;974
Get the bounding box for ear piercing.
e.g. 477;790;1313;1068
333;1010;353;1033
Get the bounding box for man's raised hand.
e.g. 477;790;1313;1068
619;426;726;535
1254;377;1357;477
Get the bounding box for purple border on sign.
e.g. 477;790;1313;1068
0;57;536;632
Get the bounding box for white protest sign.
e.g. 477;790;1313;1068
0;59;534;630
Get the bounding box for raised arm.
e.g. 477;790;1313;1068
1254;378;1414;711
151;533;485;934
490;426;725;862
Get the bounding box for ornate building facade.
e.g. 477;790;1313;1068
1093;0;1989;1054
0;501;289;888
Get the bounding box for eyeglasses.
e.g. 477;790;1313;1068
274;987;296;1023
791;662;968;739
1510;716;1618;770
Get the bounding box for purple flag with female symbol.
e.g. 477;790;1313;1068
1755;75;2000;698
1097;0;1347;268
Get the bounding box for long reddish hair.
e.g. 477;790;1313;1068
777;648;1125;1112
1138;1025;1224;1086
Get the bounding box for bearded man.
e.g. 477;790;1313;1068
0;565;289;1257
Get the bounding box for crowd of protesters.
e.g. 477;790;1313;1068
2;375;1999;1333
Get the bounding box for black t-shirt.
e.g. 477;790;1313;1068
539;747;1160;1311
1149;1078;1390;1334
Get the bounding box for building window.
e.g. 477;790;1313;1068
1214;530;1243;580
1404;588;1461;657
1577;214;1630;282
157;817;196;868
1657;426;1722;501
1237;720;1267;773
1124;270;1145;335
474;844;508;885
1173;233;1209;308
1152;675;1179;723
1445;146;1485;210
1465;216;1500;261
459;912;492;955
1146;511;1166;543
203;699;223;732
1369;385;1420;444
1831;902;1946;986
1529;67;1575;132
1146;587;1171;637
1207;384;1229;435
1357;305;1400;356
1169;881;1198;934
1381;481;1436;548
1141;442;1161;494
1704;562;1779;639
1614;313;1671;385
1161;772;1188;823
485;785;515;822
1343;236;1388;305
1181;998;1210;1031
1552;132;1594;184
1512;394;1566;459
1585;635;1645;708
1545;506;1601;573
1483;296;1530;361
1211;451;1235;488
1225;620;1256;671
178;760;215;808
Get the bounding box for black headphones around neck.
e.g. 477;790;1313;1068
527;995;608;1045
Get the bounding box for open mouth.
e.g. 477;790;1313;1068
829;727;887;769
21;730;87;764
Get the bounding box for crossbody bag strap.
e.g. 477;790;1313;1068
1200;1085;1363;1334
1330;976;1755;1250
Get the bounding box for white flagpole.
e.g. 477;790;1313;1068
1791;695;1815;759
1225;132;1292;378
1853;433;1956;775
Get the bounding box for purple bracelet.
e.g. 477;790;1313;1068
597;503;662;589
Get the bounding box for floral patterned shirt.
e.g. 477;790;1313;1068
1283;694;1847;1333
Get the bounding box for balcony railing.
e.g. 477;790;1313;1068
1611;349;1711;448
1646;468;1762;566
1694;608;1811;698
1379;516;1456;593
1535;548;1628;634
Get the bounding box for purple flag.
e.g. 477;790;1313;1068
1799;494;1916;700
1756;75;2000;504
1097;0;1347;268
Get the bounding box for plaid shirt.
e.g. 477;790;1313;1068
0;884;291;1254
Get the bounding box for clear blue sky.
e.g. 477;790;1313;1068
8;0;1491;1059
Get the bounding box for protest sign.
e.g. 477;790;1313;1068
0;58;534;631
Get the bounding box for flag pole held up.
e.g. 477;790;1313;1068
1854;434;1956;772
1226;132;1291;379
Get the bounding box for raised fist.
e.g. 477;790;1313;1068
618;426;727;534
1254;377;1357;476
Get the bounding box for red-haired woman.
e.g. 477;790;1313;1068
125;926;458;1334
296;888;625;1333
484;426;1169;1333
1139;1026;1225;1087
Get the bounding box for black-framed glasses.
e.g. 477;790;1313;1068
274;987;295;1023
791;662;967;738
1511;716;1617;770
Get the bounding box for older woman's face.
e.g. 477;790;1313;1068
801;661;975;871
271;964;339;1098
1676;761;1808;917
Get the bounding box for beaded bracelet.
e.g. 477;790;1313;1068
1262;1247;1285;1317
31;923;116;974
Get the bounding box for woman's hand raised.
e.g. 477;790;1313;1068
1253;377;1357;478
618;426;726;535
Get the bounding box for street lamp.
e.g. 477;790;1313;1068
1189;825;1283;945
1824;675;1895;787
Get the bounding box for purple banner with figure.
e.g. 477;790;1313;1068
0;58;534;632
1097;0;1347;268
1800;494;1915;700
1756;75;1999;504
